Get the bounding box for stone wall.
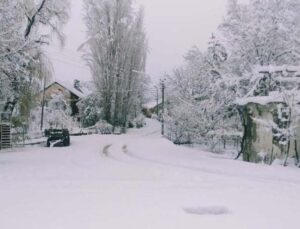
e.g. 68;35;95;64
242;102;300;163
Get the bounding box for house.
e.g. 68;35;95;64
142;100;162;118
38;80;90;117
236;66;300;164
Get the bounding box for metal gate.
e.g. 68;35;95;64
0;124;11;149
0;113;12;150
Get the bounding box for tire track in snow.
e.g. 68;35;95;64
102;144;112;157
122;145;208;172
141;130;160;137
121;145;300;185
102;144;136;165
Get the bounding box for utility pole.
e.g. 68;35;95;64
40;77;46;131
161;79;165;136
154;86;159;116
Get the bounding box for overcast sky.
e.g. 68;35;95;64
47;0;231;83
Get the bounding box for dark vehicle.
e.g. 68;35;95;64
44;129;70;147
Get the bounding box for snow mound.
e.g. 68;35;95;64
184;206;230;215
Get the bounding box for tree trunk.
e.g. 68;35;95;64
294;140;299;165
283;139;291;167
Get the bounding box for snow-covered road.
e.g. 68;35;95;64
1;119;300;229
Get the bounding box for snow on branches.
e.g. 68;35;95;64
0;0;70;117
82;0;148;129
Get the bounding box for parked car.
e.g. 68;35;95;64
44;129;70;147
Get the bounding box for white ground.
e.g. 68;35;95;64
1;119;300;229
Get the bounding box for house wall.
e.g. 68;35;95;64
37;83;80;116
38;83;71;104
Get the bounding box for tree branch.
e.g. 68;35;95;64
273;50;293;61
24;0;47;38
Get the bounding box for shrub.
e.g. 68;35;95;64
95;120;113;134
133;114;146;128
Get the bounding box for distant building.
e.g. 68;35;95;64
142;100;162;118
37;80;90;116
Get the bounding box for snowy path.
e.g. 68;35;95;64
1;119;300;229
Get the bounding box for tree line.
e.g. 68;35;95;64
164;0;300;152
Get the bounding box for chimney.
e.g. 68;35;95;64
74;79;82;92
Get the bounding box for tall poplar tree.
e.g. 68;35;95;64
83;0;148;129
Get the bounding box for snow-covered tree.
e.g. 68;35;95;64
77;93;102;128
82;0;148;130
165;0;300;153
0;0;69;116
219;0;300;79
29;92;75;134
165;36;239;148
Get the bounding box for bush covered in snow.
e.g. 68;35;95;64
28;92;78;137
165;114;192;145
95;120;113;134
77;94;102;128
133;115;146;129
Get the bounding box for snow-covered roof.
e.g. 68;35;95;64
47;80;92;99
143;100;162;109
236;91;300;106
236;65;300;106
257;65;300;74
236;92;283;106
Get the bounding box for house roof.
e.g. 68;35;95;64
45;80;91;99
143;100;162;109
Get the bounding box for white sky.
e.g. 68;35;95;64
47;0;231;83
137;0;228;81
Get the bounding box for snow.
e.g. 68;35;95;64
47;80;91;99
258;65;300;74
236;91;300;108
24;137;47;146
1;119;300;229
143;100;161;109
236;91;284;105
235;91;300;106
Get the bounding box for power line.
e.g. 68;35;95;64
47;55;91;71
50;44;83;55
44;49;85;63
45;49;83;61
44;47;91;71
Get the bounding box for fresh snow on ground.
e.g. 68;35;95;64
1;119;300;229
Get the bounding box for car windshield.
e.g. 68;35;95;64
50;130;63;134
